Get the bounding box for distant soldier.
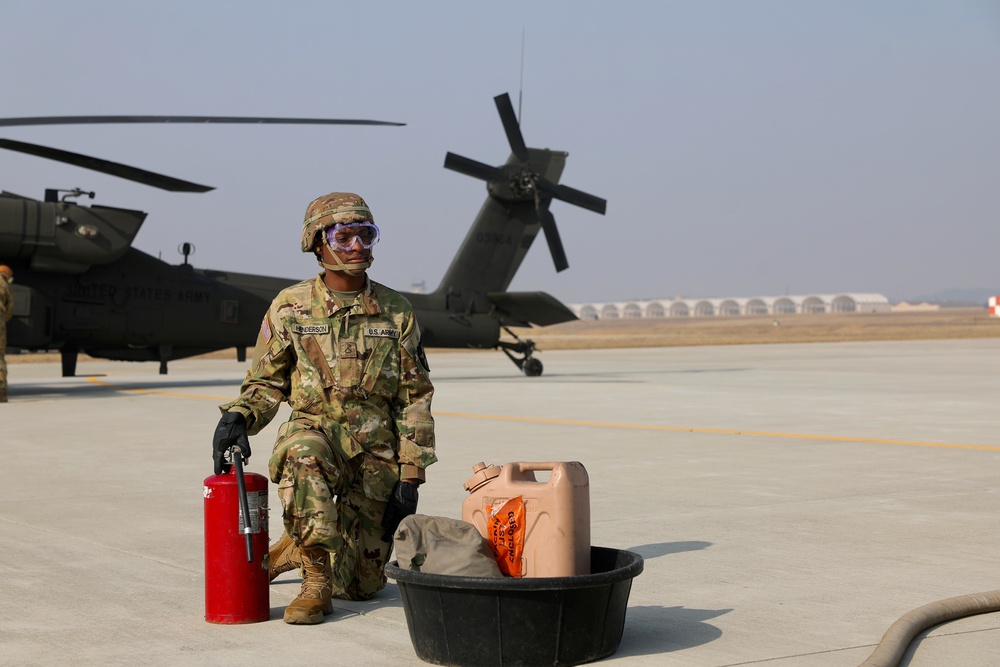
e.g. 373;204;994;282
212;193;436;624
0;265;13;402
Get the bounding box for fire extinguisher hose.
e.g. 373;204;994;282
233;449;254;563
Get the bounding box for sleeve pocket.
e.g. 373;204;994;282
361;455;399;502
413;420;435;448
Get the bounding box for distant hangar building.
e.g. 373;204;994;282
570;293;891;320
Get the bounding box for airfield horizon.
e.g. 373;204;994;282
505;307;1000;351
8;307;996;368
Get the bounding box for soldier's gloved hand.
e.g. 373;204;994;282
212;412;251;475
381;481;419;542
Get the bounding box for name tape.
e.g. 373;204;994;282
365;327;400;339
292;323;330;335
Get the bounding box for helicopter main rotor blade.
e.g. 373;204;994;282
0;138;213;192
538;179;607;215
443;152;507;182
0;115;405;127
493;94;530;163
539;207;569;272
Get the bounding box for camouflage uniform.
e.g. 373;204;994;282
221;273;435;600
0;274;12;402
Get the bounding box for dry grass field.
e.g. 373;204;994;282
7;308;999;365
500;308;1000;351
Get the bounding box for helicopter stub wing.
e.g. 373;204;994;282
487;291;578;328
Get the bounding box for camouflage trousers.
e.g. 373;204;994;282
0;324;7;401
268;420;399;601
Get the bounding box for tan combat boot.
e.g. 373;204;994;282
283;547;334;625
268;532;302;581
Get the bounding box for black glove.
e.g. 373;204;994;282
212;412;251;475
381;481;419;542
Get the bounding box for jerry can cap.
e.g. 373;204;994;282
463;462;502;493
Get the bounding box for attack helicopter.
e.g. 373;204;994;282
0;93;605;377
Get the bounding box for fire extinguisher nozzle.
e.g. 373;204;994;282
233;450;255;563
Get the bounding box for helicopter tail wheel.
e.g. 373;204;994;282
522;357;543;377
498;329;544;377
501;346;543;377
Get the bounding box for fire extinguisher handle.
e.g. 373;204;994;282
232;449;254;563
213;412;251;475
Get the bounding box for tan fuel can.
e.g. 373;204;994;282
462;461;591;577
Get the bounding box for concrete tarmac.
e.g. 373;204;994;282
3;338;1000;666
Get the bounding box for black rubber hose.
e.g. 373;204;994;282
858;589;1000;667
233;451;254;563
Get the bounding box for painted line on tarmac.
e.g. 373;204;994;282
85;377;998;453
85;375;230;401
435;411;1000;452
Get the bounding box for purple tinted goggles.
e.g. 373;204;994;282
325;222;380;251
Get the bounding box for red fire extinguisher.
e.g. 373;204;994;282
204;447;270;624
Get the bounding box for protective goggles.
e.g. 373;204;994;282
325;222;380;251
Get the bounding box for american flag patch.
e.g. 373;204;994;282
261;316;272;343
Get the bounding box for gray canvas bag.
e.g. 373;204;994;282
393;514;504;578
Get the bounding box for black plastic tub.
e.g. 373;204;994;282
386;546;643;667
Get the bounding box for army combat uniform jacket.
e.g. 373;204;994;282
0;277;12;401
0;279;11;323
222;274;436;486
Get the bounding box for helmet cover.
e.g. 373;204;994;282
301;192;375;253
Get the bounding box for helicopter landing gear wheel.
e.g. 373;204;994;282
498;325;544;377
522;357;543;377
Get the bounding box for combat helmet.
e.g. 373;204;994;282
301;192;375;253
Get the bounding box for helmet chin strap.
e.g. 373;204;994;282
318;252;374;276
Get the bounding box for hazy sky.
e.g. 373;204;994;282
3;1;998;303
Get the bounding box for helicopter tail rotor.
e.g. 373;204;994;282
494;93;530;162
443;93;605;272
538;208;569;273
